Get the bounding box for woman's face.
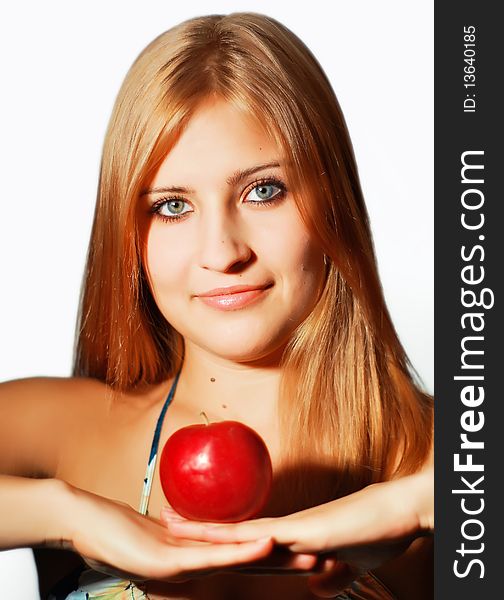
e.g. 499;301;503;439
142;98;326;363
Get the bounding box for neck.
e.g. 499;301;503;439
174;340;283;429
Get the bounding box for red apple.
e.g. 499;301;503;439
159;418;273;522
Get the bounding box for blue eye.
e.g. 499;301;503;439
152;197;193;222
160;199;191;215
245;180;286;203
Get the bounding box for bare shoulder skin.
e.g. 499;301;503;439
0;376;109;479
0;376;115;595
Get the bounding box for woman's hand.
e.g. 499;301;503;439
161;465;433;595
59;483;282;583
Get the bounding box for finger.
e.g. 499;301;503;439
175;537;275;573
235;550;318;572
276;552;318;571
164;516;295;545
160;506;186;522
307;558;356;598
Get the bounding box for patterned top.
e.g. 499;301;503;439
335;571;396;599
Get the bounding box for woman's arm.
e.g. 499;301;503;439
163;465;433;552
163;465;433;593
0;380;279;581
0;475;71;550
0;473;279;582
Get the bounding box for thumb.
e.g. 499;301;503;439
307;558;356;598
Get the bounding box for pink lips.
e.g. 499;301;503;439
196;283;273;311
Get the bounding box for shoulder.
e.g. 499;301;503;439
0;376;112;425
0;374;108;398
0;376;111;478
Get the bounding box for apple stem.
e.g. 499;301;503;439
200;411;210;426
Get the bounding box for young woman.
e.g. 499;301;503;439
0;12;433;600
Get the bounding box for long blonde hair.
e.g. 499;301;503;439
74;12;433;506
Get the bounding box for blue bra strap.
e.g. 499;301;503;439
138;367;182;515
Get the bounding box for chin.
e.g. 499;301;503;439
195;330;289;365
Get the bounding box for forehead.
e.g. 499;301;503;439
151;99;283;188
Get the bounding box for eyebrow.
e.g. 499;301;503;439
140;160;282;196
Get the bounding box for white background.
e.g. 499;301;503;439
0;1;434;392
0;1;432;593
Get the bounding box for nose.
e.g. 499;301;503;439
197;210;252;273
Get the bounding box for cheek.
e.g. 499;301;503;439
261;212;325;314
287;237;324;297
266;214;323;281
145;225;190;301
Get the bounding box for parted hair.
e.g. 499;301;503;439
73;12;433;504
